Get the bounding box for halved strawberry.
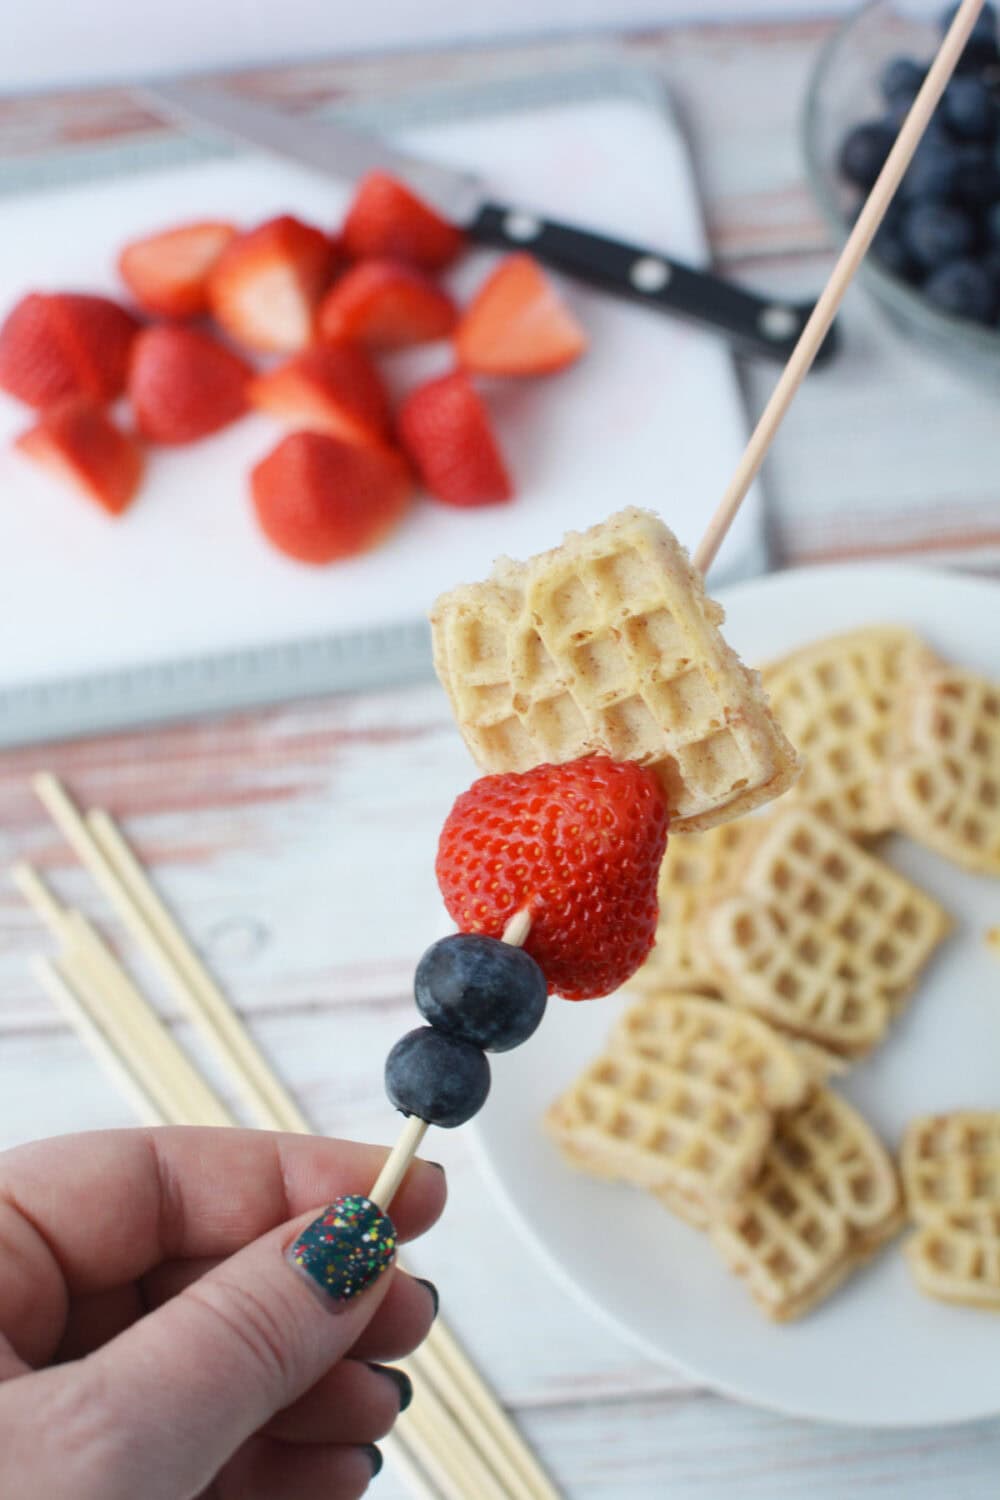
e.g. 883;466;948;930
250;431;412;563
317;260;457;350
341;171;465;271
455;253;588;375
128;324;252;444
118;219;237;319
14;399;144;516
208;215;336;353
0;292;140;408
398;371;512;507
248;345;392;449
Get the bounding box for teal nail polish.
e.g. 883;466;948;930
362;1443;384;1477
415;1276;439;1318
287;1195;396;1306
369;1362;413;1411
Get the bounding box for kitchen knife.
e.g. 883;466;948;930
140;80;836;366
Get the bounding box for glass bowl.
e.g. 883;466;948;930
803;0;1000;379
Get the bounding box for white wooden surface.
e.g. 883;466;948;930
3;16;1000;1498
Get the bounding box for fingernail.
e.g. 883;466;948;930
369;1362;413;1411
286;1195;396;1307
426;1160;446;1175
361;1442;383;1477
415;1276;439;1319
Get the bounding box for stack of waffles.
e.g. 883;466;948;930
432;511;998;1320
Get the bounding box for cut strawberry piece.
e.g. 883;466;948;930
208;215;336;353
398;371;512;507
248;345;392;449
436;756;669;1000
250;431;412;564
118;219;237;319
455;253;588;375
14;398;144;516
341;171;465;271
317;260;457;350
0;292;139;408
128;324;252;445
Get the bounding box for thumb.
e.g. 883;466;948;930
90;1194;397;1500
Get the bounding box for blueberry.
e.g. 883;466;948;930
922;257;997;322
880;56;925;104
414;933;546;1053
900;138;960;201
871;221;914;279
943;76;996;139
940;2;999;69
954;143;1000;202
838;121;896;189
902;201;976;268
385;1026;490;1128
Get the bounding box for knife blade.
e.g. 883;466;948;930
140;81;836;366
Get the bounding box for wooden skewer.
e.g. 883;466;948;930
692;0;988;576
30;956;164;1128
30;773;303;1132
369;907;533;1214
403;1386;515;1500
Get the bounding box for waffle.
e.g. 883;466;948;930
703;808;950;1054
632;818;765;996
906;1207;1000;1309
888;666;1000;875
710;1088;903;1320
609;993;824;1114
762;626;937;839
430;508;800;833
901;1113;1000;1309
901;1112;1000;1222
545;995;819;1219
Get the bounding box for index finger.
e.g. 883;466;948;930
0;1127;445;1367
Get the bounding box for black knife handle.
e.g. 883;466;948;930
468;201;836;367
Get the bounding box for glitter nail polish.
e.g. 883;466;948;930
287;1194;397;1306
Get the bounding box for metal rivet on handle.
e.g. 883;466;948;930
502;211;542;242
630;256;672;293
758;305;801;341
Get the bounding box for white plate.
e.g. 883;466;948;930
469;562;1000;1429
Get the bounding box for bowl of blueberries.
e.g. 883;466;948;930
804;0;1000;374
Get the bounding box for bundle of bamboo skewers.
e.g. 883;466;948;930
16;771;561;1500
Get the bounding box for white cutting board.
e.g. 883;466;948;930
0;92;764;698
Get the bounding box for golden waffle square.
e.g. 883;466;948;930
905;1207;1000;1309
545;994;819;1222
888;666;1000;875
431;508;800;833
762;626;938;839
703;808;951;1054
710;1088;903;1321
901;1111;1000;1222
901;1113;1000;1309
632;817;766;996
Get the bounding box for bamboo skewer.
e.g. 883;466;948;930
692;0;987;577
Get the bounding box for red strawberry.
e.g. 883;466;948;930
14;398;144;516
250;431;412;564
248;345;392;449
128;324;251;444
341;171;464;271
118;219;237;319
398;370;512;506
0;292;139;408
208;215;336;353
317;260;457;350
455;253;588;375
436;756;669;1001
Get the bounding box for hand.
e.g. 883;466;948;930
0;1127;445;1499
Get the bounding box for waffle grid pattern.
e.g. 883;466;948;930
902;1112;1000;1308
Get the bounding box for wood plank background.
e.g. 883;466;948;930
2;15;999;1497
